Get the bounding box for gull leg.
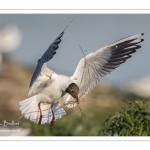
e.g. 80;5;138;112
38;102;42;126
50;104;55;127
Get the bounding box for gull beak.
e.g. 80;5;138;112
73;95;79;104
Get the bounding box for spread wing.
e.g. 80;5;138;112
28;31;64;96
64;33;144;108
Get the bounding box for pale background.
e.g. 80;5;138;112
0;14;149;86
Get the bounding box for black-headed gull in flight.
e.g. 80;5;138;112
19;23;144;126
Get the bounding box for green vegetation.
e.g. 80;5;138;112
99;100;150;136
19;87;148;136
20;107;118;136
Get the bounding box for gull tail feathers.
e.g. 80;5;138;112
19;96;66;124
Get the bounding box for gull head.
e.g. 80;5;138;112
65;83;79;104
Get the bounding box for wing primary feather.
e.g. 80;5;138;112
110;39;136;50
110;50;136;59
40;32;64;63
108;55;132;62
113;43;141;52
112;48;136;55
101;67;112;73
106;60;125;66
103;64;119;69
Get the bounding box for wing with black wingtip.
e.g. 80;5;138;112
63;33;144;108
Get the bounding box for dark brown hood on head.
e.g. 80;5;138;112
65;83;79;103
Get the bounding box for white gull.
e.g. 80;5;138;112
19;24;144;126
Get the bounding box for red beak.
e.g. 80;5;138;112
73;95;79;104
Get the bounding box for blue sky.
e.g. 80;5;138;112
0;14;149;86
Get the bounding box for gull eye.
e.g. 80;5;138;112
71;89;74;92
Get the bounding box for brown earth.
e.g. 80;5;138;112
0;60;32;119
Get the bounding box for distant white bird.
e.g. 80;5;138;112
19;23;144;126
0;24;21;72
